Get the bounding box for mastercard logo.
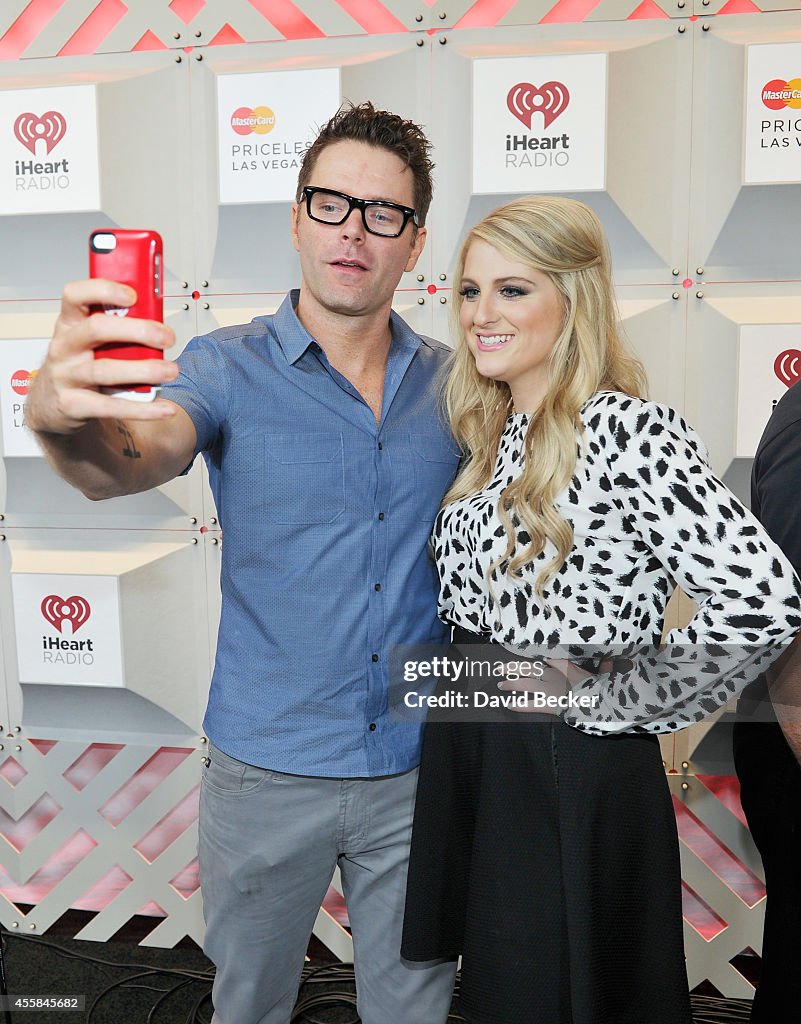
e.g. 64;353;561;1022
230;106;276;135
11;369;35;396
761;79;801;110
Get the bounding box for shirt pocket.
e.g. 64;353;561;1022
410;434;461;521
264;433;345;524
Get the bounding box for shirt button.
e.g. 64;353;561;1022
377;442;383;450
378;512;385;521
369;723;377;732
372;653;379;662
374;583;382;591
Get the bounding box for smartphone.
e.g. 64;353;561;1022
89;228;163;402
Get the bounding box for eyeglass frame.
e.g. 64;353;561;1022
299;186;420;238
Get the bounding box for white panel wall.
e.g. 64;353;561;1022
0;0;800;988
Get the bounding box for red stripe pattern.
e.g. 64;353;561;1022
246;0;325;39
0;0;67;59
169;0;206;26
336;0;409;34
57;0;128;57
0;0;697;58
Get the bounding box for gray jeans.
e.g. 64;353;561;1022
198;743;456;1024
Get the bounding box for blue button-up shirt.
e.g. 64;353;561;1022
163;292;459;776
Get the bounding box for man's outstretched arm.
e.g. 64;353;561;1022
25;278;197;500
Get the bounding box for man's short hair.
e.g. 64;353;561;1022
297;101;434;226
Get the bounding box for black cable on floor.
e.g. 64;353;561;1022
291;993;358;1024
2;931;758;1024
146;977;194;1023
4;933;213;1023
6;932;213;981
690;994;753;1024
87;968;170;1022
185;988;213;1024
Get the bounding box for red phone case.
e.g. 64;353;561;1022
90;228;163;361
89;229;164;400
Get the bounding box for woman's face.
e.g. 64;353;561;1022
458;238;565;413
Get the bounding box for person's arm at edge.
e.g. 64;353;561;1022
24;279;197;500
765;636;801;765
753;416;801;764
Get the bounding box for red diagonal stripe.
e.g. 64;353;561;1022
454;0;518;29
57;0;128;56
628;0;669;17
336;0;408;34
169;0;205;25
681;881;727;940
30;739;58;754
0;0;67;60
540;0;604;23
247;0;325;39
209;22;246;46
132;29;168;51
718;0;759;12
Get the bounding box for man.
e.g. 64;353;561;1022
733;384;801;1023
25;103;459;1024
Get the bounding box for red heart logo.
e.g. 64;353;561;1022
507;82;570;131
774;349;801;389
41;595;91;634
13;111;67;156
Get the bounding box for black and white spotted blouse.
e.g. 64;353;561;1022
434;391;801;734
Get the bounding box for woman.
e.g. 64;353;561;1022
400;197;801;1024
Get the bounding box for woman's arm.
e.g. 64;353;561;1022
561;398;801;733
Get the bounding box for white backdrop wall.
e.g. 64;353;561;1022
1;0;800;993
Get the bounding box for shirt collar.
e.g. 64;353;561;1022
270;289;422;366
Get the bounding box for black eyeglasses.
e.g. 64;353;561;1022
300;187;418;238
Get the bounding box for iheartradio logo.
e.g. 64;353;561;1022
10;369;34;396
13;111;67;156
761;78;801;110
507;82;570;130
774;349;801;389
41;594;91;634
230;105;276;136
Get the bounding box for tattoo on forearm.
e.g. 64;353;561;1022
116;421;142;460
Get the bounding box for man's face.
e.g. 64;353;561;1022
291;140;427;324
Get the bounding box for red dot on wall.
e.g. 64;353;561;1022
682;278;693;289
192;291;200;300
426;284;437;294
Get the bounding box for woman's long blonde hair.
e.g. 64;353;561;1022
443;196;647;596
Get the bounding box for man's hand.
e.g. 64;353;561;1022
23;279;197;500
25;279;180;436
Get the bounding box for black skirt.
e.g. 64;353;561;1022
401;629;692;1024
